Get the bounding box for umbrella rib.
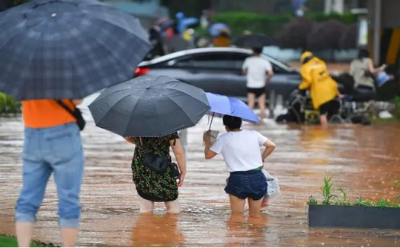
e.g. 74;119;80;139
161;86;210;107
82;30;137;80
94;91;141;132
151;88;202;126
122;89;147;137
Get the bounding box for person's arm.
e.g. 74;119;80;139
256;132;276;162
367;58;385;74
261;139;276;162
124;137;136;145
298;67;312;90
242;59;248;75
203;131;219;159
265;61;274;84
171;139;186;187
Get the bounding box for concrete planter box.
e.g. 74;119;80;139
308;205;400;229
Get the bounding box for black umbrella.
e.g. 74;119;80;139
88;75;210;137
0;0;151;100
232;34;275;48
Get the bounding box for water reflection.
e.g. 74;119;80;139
131;213;185;247
226;213;269;246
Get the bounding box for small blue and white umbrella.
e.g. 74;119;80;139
206;92;260;128
208;23;229;37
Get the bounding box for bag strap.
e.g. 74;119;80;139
55;100;76;119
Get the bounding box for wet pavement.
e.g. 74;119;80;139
0;106;400;246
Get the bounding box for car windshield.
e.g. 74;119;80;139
260;53;293;72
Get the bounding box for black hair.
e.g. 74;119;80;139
223;115;242;130
252;47;263;54
357;49;370;60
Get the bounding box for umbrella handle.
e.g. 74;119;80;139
208;113;215;130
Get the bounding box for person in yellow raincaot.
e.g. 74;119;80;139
298;51;343;128
212;30;231;47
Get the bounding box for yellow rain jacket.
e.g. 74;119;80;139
298;52;340;110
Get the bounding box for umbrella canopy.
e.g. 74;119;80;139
0;0;151;100
206;93;260;123
88;75;210;137
232;34;275;48
209;23;229;37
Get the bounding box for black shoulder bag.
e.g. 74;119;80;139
56;100;86;131
143;138;180;177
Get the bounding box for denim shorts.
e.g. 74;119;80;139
225;169;267;200
15;123;85;228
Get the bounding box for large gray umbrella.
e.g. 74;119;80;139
88;75;210;137
0;0;151;100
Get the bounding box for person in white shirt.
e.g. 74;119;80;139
242;48;274;121
203;115;276;215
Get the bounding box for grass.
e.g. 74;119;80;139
0;235;56;247
308;176;400;208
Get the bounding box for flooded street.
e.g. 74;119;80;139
0;107;400;246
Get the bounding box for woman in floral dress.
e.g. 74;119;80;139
124;133;186;213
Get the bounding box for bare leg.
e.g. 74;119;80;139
61;228;78;247
258;94;266;121
247;93;255;109
229;195;246;214
139;197;154;213
248;197;263;217
320;114;328;129
165;199;180;214
16;223;33;247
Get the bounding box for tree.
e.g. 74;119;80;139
339;23;357;49
278;17;313;51
307;19;346;51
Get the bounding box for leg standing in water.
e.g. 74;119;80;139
16;100;84;247
125;133;186;214
258;92;267;121
203;116;276;215
242;47;274;122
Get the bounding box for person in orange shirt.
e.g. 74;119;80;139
15;99;84;247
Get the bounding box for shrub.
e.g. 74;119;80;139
211;12;357;38
307;20;347;51
0;92;21;115
339;23;358;49
278;16;313;50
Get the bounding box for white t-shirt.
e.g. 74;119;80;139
210;129;269;172
242;56;272;88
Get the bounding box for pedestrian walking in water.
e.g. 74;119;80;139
203;115;276;215
0;0;151;245
125;135;186;213
242;48;274;121
88;75;210;214
16;99;85;247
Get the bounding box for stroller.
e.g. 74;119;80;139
276;89;371;125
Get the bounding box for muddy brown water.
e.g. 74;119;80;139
0;113;399;246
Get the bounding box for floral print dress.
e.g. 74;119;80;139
132;133;179;202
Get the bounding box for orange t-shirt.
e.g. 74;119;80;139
22;100;77;128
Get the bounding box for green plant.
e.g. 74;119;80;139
308;195;318;205
376;199;391;208
338;187;348;202
0;92;21;115
394;180;399;189
320;176;336;205
353;196;374;207
211;12;357;37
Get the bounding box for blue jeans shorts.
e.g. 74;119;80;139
15;123;85;228
225;169;267;200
